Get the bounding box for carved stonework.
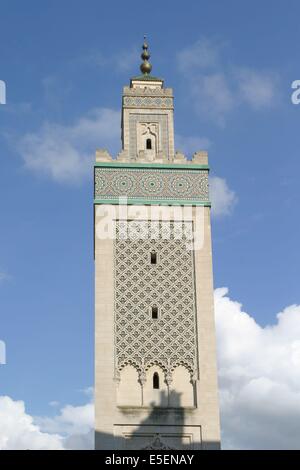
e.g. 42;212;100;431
123;96;173;109
114;221;198;381
142;434;174;450
123;85;173;97
128;113;169;159
95;149;112;162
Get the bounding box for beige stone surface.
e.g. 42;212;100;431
95;205;221;449
94;69;221;450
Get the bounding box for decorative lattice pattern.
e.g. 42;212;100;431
123;86;173;97
123;96;173;109
129;113;169;159
95;168;209;202
114;221;198;382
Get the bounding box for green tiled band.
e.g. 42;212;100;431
94;162;209;170
94;198;211;207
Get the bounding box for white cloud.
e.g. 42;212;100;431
49;401;60;408
78;50;107;68
215;288;300;449
18;108;120;184
35;391;94;449
0;396;63;450
175;134;211;156
235;68;278;109
36;402;94;438
177;38;221;71
64;430;94;450
0;394;94;450
191;73;235;126
115;47;139;72
76;46;138;73
80;386;94;399
210;176;237;217
177;38;278;124
0;271;11;283
2;286;300;450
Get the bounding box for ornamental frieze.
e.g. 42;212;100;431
123;96;173;109
95;167;209;202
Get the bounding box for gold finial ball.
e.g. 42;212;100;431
140;36;152;75
141;49;150;61
140;61;152;74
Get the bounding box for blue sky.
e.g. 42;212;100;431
1;0;300;449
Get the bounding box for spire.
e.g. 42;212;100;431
140;36;152;75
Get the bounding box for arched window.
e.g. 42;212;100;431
153;372;159;389
152;306;158;319
146;138;152;150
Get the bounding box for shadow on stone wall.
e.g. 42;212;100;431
95;390;220;450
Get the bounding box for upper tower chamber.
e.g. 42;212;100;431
96;39;207;166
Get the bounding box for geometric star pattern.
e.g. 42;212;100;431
115;221;198;383
95;167;209;203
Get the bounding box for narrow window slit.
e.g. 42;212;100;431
152;306;158;319
153;372;159;389
151;252;157;264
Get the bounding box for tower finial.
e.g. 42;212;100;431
140;36;152;75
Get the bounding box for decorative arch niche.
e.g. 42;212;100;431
170;365;194;407
117;364;141;407
143;365;168;407
139;122;158;154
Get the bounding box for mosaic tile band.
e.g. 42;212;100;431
95;167;209;202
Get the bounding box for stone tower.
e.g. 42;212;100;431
94;40;221;450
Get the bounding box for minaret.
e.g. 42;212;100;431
94;40;221;450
